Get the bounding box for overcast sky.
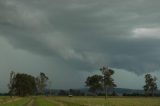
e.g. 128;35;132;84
1;0;160;92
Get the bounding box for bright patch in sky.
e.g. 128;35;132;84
133;27;160;38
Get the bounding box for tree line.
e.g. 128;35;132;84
85;66;158;98
7;66;158;97
8;71;48;97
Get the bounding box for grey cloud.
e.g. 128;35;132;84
1;0;160;75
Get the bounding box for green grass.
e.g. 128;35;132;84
0;96;160;106
0;97;30;106
0;97;10;103
49;97;82;106
35;97;58;106
50;96;160;106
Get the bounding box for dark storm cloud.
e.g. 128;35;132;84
1;0;160;74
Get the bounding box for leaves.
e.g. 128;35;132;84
85;66;116;96
13;73;36;96
144;74;157;96
85;75;103;94
36;72;49;94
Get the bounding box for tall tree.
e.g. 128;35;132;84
100;66;116;99
85;75;103;95
8;71;16;98
143;74;157;96
36;72;49;94
12;73;36;96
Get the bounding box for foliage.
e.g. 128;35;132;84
8;71;16;97
85;75;103;95
14;73;37;96
143;74;157;96
85;66;116;98
100;66;116;98
58;90;69;96
68;89;84;96
35;72;49;94
8;72;37;97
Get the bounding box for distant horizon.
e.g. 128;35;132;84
0;87;145;94
0;68;160;93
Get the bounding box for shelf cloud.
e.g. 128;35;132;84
0;0;160;91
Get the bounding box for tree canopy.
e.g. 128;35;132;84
35;72;49;94
11;73;36;96
85;75;103;95
143;74;157;96
85;66;116;98
100;66;116;99
8;71;49;97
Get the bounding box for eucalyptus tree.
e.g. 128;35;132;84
36;72;49;94
100;66;116;99
8;71;16;97
144;74;157;96
8;72;37;97
85;75;103;95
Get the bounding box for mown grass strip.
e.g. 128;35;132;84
35;97;58;106
45;97;64;106
26;99;34;106
54;100;85;106
23;98;34;106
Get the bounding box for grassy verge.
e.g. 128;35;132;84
0;98;30;106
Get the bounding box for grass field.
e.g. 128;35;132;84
0;96;160;106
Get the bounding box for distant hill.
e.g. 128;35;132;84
79;88;144;95
113;88;144;95
46;88;144;96
46;88;160;96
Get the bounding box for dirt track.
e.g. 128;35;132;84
24;98;37;106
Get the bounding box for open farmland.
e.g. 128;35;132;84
0;96;160;106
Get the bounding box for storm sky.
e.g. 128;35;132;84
1;0;160;92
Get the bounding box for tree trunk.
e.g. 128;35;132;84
105;86;107;99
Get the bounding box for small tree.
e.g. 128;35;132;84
85;75;103;95
143;74;157;96
8;71;16;98
36;72;49;95
100;66;116;99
